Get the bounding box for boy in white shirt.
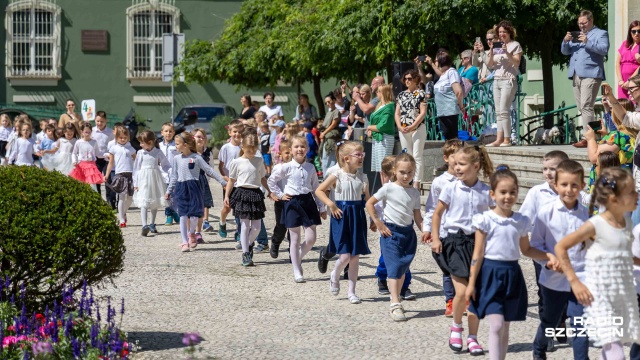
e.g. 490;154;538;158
218;120;243;239
530;160;589;360
92;111;114;207
422;139;462;316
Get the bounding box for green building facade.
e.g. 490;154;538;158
0;0;631;131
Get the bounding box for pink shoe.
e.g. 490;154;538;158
449;325;463;352
180;244;190;252
188;233;198;249
467;337;484;356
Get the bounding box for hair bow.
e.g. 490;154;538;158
600;176;616;189
496;165;509;171
401;148;409;154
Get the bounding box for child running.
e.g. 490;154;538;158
366;153;423;319
422;139;463;316
316;141;371;304
268;135;326;282
105;126;136;228
133;130;171;236
430;145;493;355
69;122;104;187
166;132;226;252
556;167;640;359
465;165;558;360
224;132;269;266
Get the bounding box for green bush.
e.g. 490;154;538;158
0;166;125;309
208;115;232;148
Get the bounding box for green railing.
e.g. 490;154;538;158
0;103;125;127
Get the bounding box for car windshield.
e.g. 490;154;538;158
174;107;225;123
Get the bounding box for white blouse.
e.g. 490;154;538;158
268;160;324;211
72;139;101;163
472;210;529;261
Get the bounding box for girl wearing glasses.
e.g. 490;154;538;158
315;141;371;304
616;20;640;99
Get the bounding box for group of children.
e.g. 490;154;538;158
7;110;640;359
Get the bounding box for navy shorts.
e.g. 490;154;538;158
262;153;272;166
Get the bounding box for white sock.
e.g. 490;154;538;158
451;321;463;340
240;219;259;253
347;256;359;297
220;221;226;226
150;209;157;225
140;207;148;227
180;216;189;243
289;227;303;278
299;226;316;258
189;216;198;234
331;254;350;285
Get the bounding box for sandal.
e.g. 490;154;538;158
389;303;407;321
329;277;340;296
188;233;198;249
449;325;463;352
180;244;190;253
467;337;484;356
348;295;362;304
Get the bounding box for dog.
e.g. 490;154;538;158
533;126;560;145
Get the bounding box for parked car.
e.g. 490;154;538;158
172;104;237;136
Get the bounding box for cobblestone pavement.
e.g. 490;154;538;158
98;177;607;360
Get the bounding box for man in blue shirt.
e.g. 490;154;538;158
561;9;610;148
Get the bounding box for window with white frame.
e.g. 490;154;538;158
126;0;180;80
5;0;61;79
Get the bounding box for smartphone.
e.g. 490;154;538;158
417;55;426;62
588;121;602;131
475;37;481;44
493;41;504;48
571;31;582;40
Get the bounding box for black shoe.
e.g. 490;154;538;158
318;246;329;273
242;252;254;267
270;241;280;259
378;278;390;295
546;338;556;352
555;322;567;344
141;225;150;237
436;163;448;172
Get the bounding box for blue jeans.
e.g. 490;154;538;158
533;286;589;360
375;254;411;290
443;274;454;302
235;217;268;246
321;149;336;177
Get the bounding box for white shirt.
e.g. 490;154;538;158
229;156;266;188
0;126;11;142
133;148;172;188
519;181;590;229
267;160;325;211
158;139;178;184
631;224;640;294
439;179;492;235
106;140;135;159
372;182;421;226
218;142;241;176
423;171;456;232
9;138;36;166
530;198;589;292
91;126;113;159
259;105;283;120
72;139;100;163
472;211;529;261
109;143;135;174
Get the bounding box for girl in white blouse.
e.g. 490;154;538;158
70;122;104;187
465;166;555;360
268;135;326;283
8;123;37;166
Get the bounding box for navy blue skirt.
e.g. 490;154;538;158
172;179;204;218
199;172;213;208
328;201;370;256
281;193;322;228
435;230;475;279
469;259;528;321
380;222;417;279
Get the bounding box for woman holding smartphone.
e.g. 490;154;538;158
487;20;522;147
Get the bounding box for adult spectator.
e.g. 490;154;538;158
433;52;464;141
333;87;351;137
367;84;396;178
353;76;385;119
487;20;522;147
473;29;497;81
394;69;427;189
562;10;610;148
320;93;341;175
293;94;318;122
348;85;366;129
616;20;640;99
258;92;284;123
58;99;81;132
414;57;435;89
238;94;256;120
458;50;479;85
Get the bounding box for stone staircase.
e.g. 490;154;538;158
420;145;592;210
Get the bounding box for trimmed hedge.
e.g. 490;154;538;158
0;166;125;309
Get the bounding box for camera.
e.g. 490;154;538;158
417;55;426;62
492;41;504;49
571;31;582;40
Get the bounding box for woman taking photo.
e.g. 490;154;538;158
395;69;427;189
487;20;522;147
348;85;366;129
293;94;318;122
367;84;395;178
616;20;640;99
239;94;256;120
433;53;464;141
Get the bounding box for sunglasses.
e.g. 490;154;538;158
486;38;494;41
632;30;640;35
404;77;413;81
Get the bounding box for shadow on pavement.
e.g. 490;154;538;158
127;331;200;352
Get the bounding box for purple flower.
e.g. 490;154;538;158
71;338;80;358
182;332;202;346
32;341;53;356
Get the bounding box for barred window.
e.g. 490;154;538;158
5;0;61;79
126;0;180;80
